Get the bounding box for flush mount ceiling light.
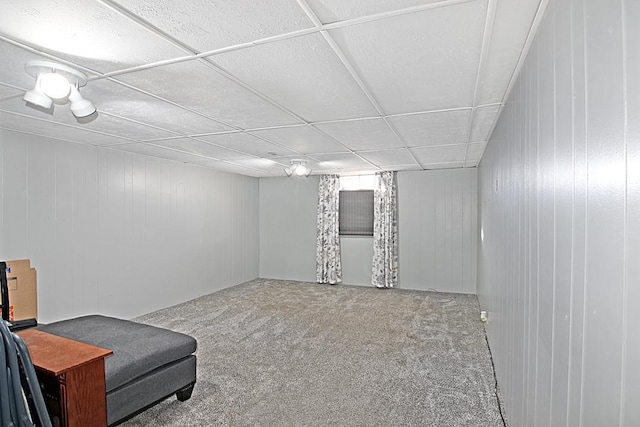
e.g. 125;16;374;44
284;159;312;177
23;60;96;118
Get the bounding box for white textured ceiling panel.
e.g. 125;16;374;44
312;152;377;173
0;86;22;99
0;41;56;89
466;142;487;161
470;104;501;142
249;125;347;154
476;0;542;105
329;1;487;114
0;0;186;72
188;159;274;177
84;79;233;135
230;157;287;172
212;33;379;122
115;0;313;52
389;109;471;147
196;132;297;159
145;137;248;160
112;143;215;163
117;61;300;129
0;110;132;146
305;0;444;23
358;149;418;167
315;118;403;151
412;143;468;165
0;0;543;176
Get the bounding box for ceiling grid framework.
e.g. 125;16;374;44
0;0;545;177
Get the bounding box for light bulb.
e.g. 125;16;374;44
40;73;70;100
295;165;307;176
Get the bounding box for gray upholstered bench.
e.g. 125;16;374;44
38;315;197;426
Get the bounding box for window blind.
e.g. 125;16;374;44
339;190;374;236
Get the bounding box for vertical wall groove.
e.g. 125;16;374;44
618;0;629;423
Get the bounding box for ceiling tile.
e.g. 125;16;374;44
84;79;233;135
197;132;298;158
117;60;301;129
249;125;347;154
311;152;378;173
111;143;214;163
0;109;132;146
389;109;471;147
476;0;541;104
466;142;487;161
146;137;244;160
315;118;403;150
411;144;467;165
0;41;57;90
229;157;286;171
115;0;313;52
306;0;444;23
194;160;274;177
357;149;417;167
329;1;487;114
212;33;379;122
0;0;186;73
470;105;501;142
0;86;22;99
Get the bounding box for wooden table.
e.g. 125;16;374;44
17;329;113;427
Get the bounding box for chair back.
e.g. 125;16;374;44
0;320;52;427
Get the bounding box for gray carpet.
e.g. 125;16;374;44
122;279;504;426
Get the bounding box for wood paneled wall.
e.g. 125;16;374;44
0;130;259;322
477;0;640;425
398;169;477;293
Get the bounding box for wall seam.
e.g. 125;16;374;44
618;0;629;424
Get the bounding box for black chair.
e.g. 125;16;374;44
0;319;52;427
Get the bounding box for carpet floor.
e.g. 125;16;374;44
122;279;504;426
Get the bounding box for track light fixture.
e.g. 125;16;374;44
284;159;311;177
23;60;96;118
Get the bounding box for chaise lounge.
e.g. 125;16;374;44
38;315;197;426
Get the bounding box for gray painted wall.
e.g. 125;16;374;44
477;0;640;425
340;236;373;286
0;130;260;323
259;169;477;293
398;169;477;293
259;176;319;282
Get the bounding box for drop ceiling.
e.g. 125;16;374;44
0;0;544;177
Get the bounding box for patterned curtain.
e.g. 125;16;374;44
316;174;342;285
372;171;398;288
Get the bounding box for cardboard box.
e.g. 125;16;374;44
4;259;37;322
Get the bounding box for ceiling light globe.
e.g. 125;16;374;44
40;73;70;100
295;165;307;176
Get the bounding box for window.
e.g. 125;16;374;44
339;175;376;236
